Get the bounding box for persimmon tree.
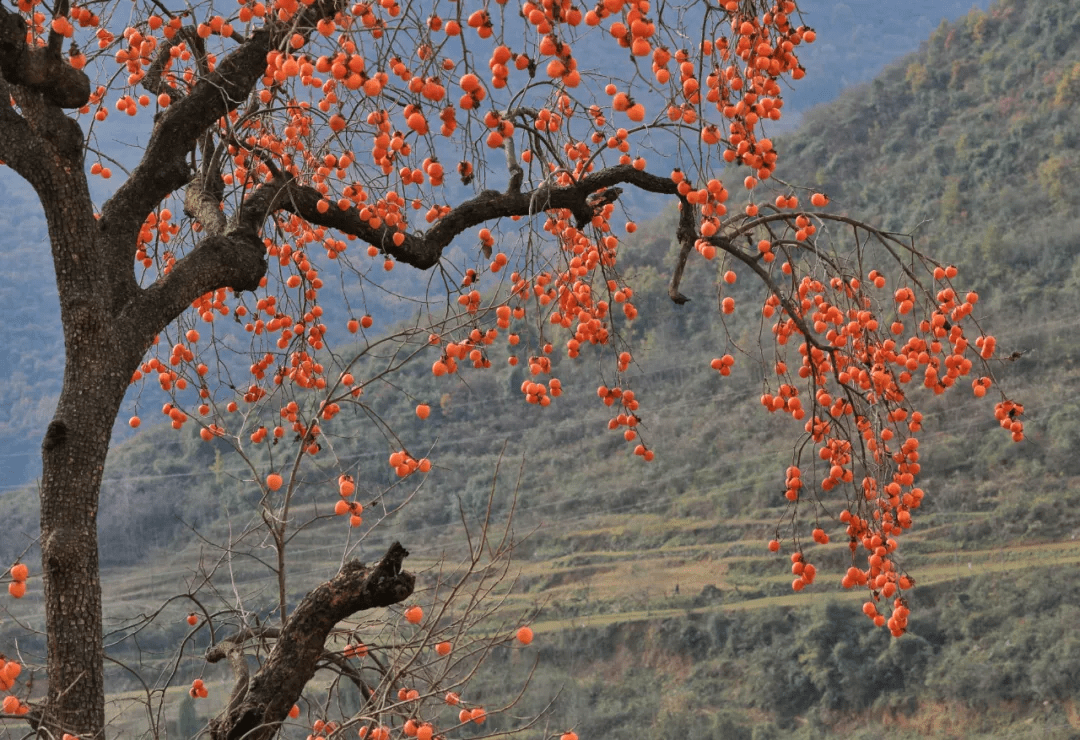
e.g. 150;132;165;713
0;0;1023;736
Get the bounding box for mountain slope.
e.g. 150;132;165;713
4;0;1078;586
4;0;1080;736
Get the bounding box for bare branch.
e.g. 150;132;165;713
669;196;698;305
317;651;373;705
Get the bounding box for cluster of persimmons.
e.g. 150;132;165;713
747;256;1018;635
77;0;831;499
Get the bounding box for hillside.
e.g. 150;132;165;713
3;0;1080;737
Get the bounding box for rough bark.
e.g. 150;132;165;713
2;52;116;736
0;7;90;109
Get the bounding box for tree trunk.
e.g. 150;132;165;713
39;374;119;738
34;156;143;739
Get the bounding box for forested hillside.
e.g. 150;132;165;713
3;0;1079;736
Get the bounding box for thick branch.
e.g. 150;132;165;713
242;164;679;270
124;226;267;340
130;160;687;340
184;172;228;236
99;24;275;240
0;6;90;108
206;627;283;718
502;136;524;194
0;80;49;187
101;0;347;250
210;542;413;740
44;0;70;60
223;646;250;715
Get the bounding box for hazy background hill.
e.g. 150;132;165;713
0;0;995;490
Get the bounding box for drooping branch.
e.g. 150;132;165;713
240;163;681;270
669;194;699;305
702;232;834;353
208;542;413;740
0;5;90;109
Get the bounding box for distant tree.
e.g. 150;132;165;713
0;0;1022;737
176;694;202;739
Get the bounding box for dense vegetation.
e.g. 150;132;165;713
3;0;1078;736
